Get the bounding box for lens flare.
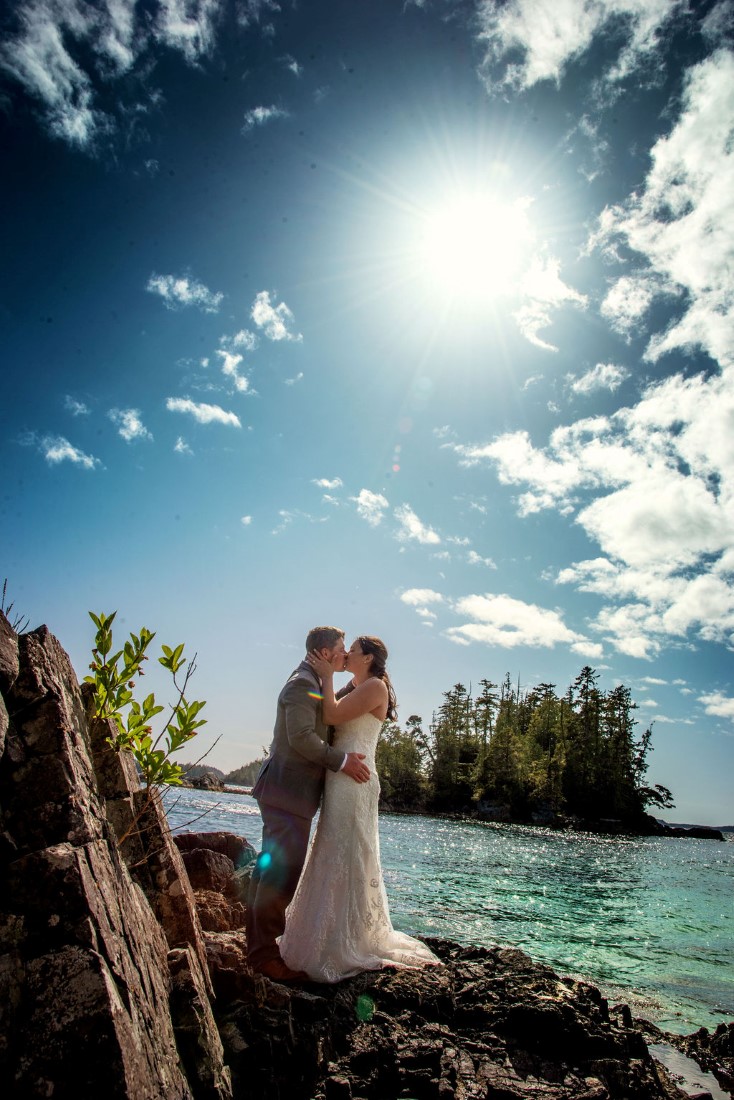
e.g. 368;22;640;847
355;994;375;1022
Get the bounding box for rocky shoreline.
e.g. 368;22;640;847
1;611;732;1099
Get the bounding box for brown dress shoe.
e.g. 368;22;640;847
253;958;310;982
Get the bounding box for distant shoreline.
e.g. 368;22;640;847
215;786;730;838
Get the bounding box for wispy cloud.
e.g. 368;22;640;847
600;274;668;337
513;256;587;352
64;395;90;416
313;477;343;490
351;489;389;527
174;436;193;455
467;550;497;568
41;434;100;469
241;514;253;526
281;54;302;76
569;362;629;396
108;407;153;443
476;0;687;93
147;273;223;313
228;329;258;350
242;104;289;133
153;0;221;63
394;504;440;545
0;0;124;147
284;372;304;386
216;350;252;394
166;397;241;427
0;0;234;149
251;290;302;341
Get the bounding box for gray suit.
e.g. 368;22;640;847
246;661;347;966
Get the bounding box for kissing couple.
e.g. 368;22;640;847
246;626;441;983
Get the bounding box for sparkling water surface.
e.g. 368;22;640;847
164;787;733;1034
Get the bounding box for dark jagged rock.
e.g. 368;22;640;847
191;772;226;791
0;623;232;1099
212;940;693;1100
643;1019;734;1097
0;610;19;697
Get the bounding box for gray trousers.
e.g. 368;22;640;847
246;802;311;966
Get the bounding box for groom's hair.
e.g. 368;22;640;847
306;626;344;652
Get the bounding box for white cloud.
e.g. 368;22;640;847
251;290;302;341
0;0;126;147
312;477;343;490
569;362;629;396
699;691;734;720
42;434;99;469
0;0;277;150
229;329;258;350
400;588;445;607
591;50;734;370
242;104;288;133
154;0;221;63
400;588;445;619
284;372;304;385
216;349;251;393
165;397;241;427
476;0;687;93
513;256;587;352
467;550;497;568
174;436;192;455
447;591;596;652
600;274;667;336
351;488;389;527
281;54;302;76
108;407;153;442
241;514;253;526
394;504;440;545
147;273;223;313
64;395;89;416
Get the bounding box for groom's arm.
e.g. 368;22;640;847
282;676;346;773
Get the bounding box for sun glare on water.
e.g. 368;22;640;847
417;191;534;304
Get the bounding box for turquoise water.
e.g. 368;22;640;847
164;787;733;1035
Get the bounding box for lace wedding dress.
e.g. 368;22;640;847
279;713;441;983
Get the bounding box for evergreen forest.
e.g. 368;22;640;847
373;666;675;824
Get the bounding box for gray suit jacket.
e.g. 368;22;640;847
251;661;347;820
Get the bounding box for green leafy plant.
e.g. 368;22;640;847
84;611;207;788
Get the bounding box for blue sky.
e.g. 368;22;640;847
2;0;733;825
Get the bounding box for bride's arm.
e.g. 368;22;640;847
308;656;387;723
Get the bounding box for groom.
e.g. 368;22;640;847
246;625;371;981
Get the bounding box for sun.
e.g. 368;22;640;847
416;191;534;303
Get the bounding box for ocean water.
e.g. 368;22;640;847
163;786;733;1035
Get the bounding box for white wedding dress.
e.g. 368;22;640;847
279;713;441;983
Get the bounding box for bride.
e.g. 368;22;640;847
279;635;441;982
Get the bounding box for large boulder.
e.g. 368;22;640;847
174;832;256;932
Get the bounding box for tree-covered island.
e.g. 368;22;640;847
231;666;678;833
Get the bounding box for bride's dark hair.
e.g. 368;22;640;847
357;635;397;720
